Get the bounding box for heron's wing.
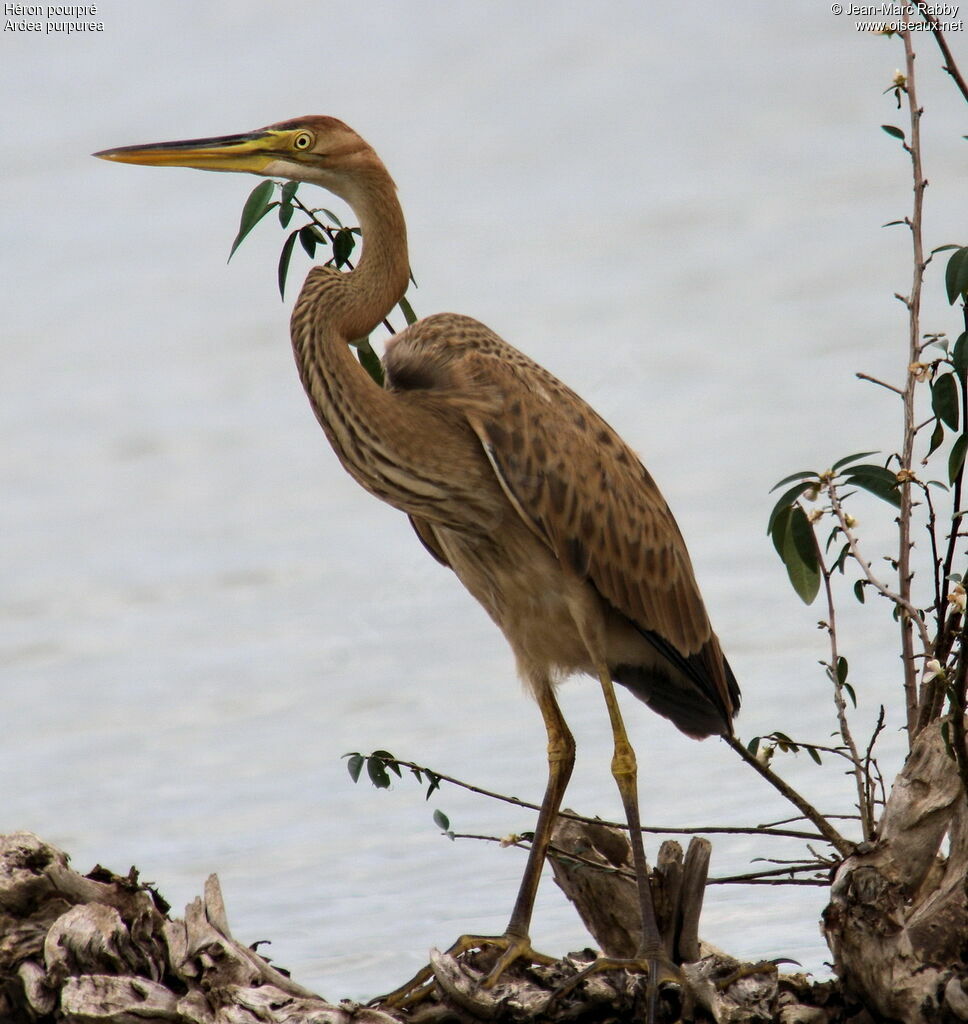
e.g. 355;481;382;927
458;344;738;725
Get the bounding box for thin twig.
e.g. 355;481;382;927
855;371;904;395
912;1;968;104
759;813;860;828
897;29;930;742
827;482;934;657
723;737;853;857
380;756;828;842
816;543;874;840
448;833;833;888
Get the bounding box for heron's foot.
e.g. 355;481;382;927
715;958;778;992
551;949;685;1023
376;933;556;1011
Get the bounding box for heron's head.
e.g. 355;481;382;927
94;116;391;201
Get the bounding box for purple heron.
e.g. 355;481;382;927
95;117;739;1011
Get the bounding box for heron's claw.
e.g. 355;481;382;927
550;950;685;1022
375;933;556;1010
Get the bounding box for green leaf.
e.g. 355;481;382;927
881;124;905;140
773;504;821;604
433;809;450;831
277;229;300;301
278;182;299;228
299;224;320;259
770;470;818;492
747;736;760;756
949;433;968;484
351;338;385;386
836;656;849;685
771;730;798;753
928;420;945;457
397;293;418;327
333;227;356;268
953;332;968;378
807;746;822;765
768;481;815;536
932;372;960;430
425;771;441;800
229;180;277;261
842;464;901;508
831;542;850;574
831;451;879;473
344;753;364;783
366;754;391;789
281;180;299;206
946;247;968;305
853;579;866;603
371;750;401;777
321;207;343;227
843;681;857;708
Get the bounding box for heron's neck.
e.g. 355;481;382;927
289;169;426;511
334;170;410;340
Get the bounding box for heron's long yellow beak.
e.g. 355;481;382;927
93;130;283;174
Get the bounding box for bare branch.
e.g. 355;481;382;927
856;371;904;395
827;482;934;657
817;543;876;840
895;28;929;744
378;756;828;842
724;736;854;857
912;1;968;104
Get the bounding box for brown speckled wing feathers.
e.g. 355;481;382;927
457;344;737;728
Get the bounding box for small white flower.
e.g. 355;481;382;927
892;69;907;88
948;583;967;614
923;659;943;683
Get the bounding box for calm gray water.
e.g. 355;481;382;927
2;0;965;999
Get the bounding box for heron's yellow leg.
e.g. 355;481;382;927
551;666;683;1022
596;666;664;956
504;683;575;938
482;681;575;985
380;682;573;1008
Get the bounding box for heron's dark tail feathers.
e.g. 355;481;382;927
612;631;740;740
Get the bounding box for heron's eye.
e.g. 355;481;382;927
293;131;314;151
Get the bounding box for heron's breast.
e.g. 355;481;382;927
430;517;598;684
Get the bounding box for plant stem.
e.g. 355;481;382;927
724;737;854;857
818;547;873;840
380;756;827;842
827;483;934;655
899;30;929;743
912;2;968;104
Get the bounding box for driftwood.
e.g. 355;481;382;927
823;717;968;1022
548;811;710;962
0;829;851;1024
0;832;395;1024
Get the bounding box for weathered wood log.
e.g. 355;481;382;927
0;829;850;1023
0;831;396;1024
823;716;968;1022
548;812;709;964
